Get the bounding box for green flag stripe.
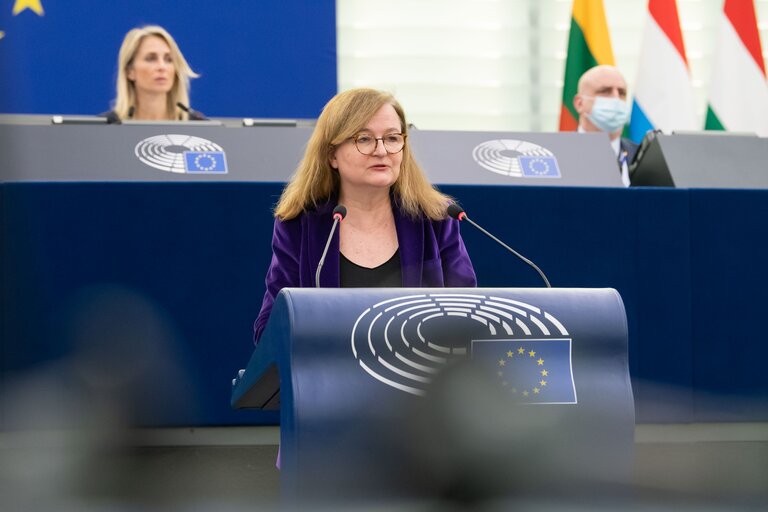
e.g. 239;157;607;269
704;105;725;131
561;18;599;122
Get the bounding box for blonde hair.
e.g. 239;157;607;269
113;25;199;121
274;88;452;221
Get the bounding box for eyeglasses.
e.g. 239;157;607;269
348;133;407;155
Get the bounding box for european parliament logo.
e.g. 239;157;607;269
350;293;577;404
472;139;562;179
184;151;227;173
471;338;576;404
135;134;228;174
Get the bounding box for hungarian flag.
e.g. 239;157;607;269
559;0;615;131
705;0;768;136
627;0;698;143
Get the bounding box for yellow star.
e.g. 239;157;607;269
528;350;536;357
498;359;506;366
506;350;514;358
0;31;5;40
501;381;508;387
533;388;540;394
13;0;44;16
511;387;517;394
497;370;503;377
517;347;525;354
522;390;529;396
540;380;547;386
537;358;544;366
541;369;548;376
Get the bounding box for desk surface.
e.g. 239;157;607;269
0;123;622;187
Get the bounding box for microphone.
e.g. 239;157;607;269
176;102;203;120
448;203;551;288
315;205;347;288
127;106;135;118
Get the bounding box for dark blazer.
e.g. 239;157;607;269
100;109;207;124
620;137;639;164
253;199;477;342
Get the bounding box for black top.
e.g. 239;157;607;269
340;250;402;288
100;109;207;124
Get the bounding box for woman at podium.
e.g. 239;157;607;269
103;25;205;123
253;88;476;342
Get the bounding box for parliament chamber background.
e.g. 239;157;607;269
2;0;767;509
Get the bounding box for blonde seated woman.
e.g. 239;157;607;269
103;25;205;123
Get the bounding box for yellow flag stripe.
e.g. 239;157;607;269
572;0;614;66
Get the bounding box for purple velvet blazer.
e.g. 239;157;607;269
253;200;477;342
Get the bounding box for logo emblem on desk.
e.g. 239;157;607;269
472;139;561;179
350;293;576;404
135;134;228;174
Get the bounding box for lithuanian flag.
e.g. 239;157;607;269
559;0;615;131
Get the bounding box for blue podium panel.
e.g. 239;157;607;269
233;287;634;500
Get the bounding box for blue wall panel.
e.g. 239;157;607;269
0;1;337;117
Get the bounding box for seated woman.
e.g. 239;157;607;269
103;25;204;123
253;87;477;343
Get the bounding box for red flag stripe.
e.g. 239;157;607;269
724;0;766;77
648;0;688;66
559;105;578;131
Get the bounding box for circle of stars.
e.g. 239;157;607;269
497;346;549;398
194;153;217;171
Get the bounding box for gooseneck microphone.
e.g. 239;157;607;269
448;203;551;288
315;205;347;287
176;102;203;120
127;106;135;119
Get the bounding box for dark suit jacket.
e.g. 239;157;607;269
100;109;207;124
620;137;639;164
253;199;477;342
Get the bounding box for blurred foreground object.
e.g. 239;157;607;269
1;285;194;510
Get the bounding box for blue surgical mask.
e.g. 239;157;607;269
586;96;629;133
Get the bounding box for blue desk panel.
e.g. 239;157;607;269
2;184;766;425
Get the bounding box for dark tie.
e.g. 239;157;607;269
618;150;628;172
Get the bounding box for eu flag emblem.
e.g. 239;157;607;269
184;151;228;173
519;156;561;178
471;338;576;404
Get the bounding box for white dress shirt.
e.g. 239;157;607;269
579;126;630;187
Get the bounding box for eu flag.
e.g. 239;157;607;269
519;156;561;178
183;151;228;173
471;338;576;404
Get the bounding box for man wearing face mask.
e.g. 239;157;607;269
573;65;637;187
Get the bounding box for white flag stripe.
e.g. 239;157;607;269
633;16;698;132
708;18;768;136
